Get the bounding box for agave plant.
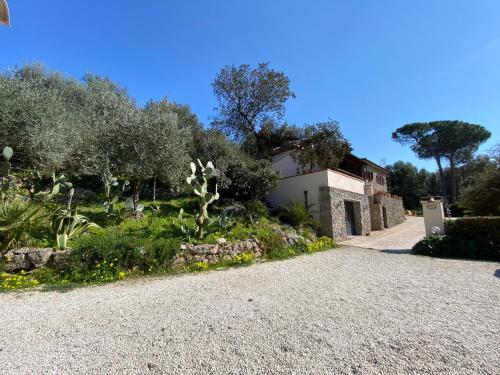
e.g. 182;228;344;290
51;183;98;250
51;207;98;250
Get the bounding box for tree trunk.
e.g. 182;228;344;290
449;156;457;203
132;180;143;212
435;155;447;198
152;176;157;202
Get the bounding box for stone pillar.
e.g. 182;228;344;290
421;197;445;237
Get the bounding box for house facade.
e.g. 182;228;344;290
267;151;405;240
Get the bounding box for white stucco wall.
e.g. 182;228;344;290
266;169;365;220
266;170;329;220
327;170;365;195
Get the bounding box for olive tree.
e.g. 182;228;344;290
292;121;351;170
211;63;295;158
0;64;85;174
117;98;191;209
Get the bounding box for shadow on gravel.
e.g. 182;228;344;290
379;249;412;255
494;269;500;279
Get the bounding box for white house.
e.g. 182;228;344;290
267;151;405;240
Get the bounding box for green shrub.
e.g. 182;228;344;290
413;218;500;261
412;235;445;257
71;228;181;273
445;217;500;242
448;203;465;218
244;200;269;222
226;222;256;241
259;231;292;260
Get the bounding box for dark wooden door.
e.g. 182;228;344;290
344;201;356;235
382;206;388;228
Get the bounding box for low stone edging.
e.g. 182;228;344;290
2;248;72;272
172;238;263;270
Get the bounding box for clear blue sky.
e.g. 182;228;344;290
2;0;499;170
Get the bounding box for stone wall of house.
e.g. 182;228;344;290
319;186;371;241
369;194;405;231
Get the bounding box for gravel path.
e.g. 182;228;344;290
1;247;499;374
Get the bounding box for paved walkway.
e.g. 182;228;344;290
340;216;425;250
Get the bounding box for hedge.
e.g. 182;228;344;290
412;217;500;261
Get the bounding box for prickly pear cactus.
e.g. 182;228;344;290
1;147;14;203
186;160;220;239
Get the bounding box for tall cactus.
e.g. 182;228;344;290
1;147;13;204
186;159;220;239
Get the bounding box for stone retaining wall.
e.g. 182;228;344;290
172;238;263;270
2;248;72;272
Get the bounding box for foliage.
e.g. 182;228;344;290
51;207;98;250
243;120;300;158
258;231;293;260
211;63;295;157
412;218;500;261
459;157;500;216
0;200;50;253
386;161;440;210
119;98;192;209
178;208;195;242
412;235;446;257
278;200;319;229
392;121;491;202
243;200;269;222
0;65;86;173
223;155;278;200
185;160;220;239
191;129;239;188
71;227;181;273
292;121;352;170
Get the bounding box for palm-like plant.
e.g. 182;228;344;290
0;200;49;253
278;199;319;229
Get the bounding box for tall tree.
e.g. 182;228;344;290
118;98;191;209
78;74;138;196
436;121;491;202
392;121;490;202
211;63;295;158
0;64;85;174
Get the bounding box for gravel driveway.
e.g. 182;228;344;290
1;247;499;374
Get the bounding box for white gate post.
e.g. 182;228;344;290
421;197;445;237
